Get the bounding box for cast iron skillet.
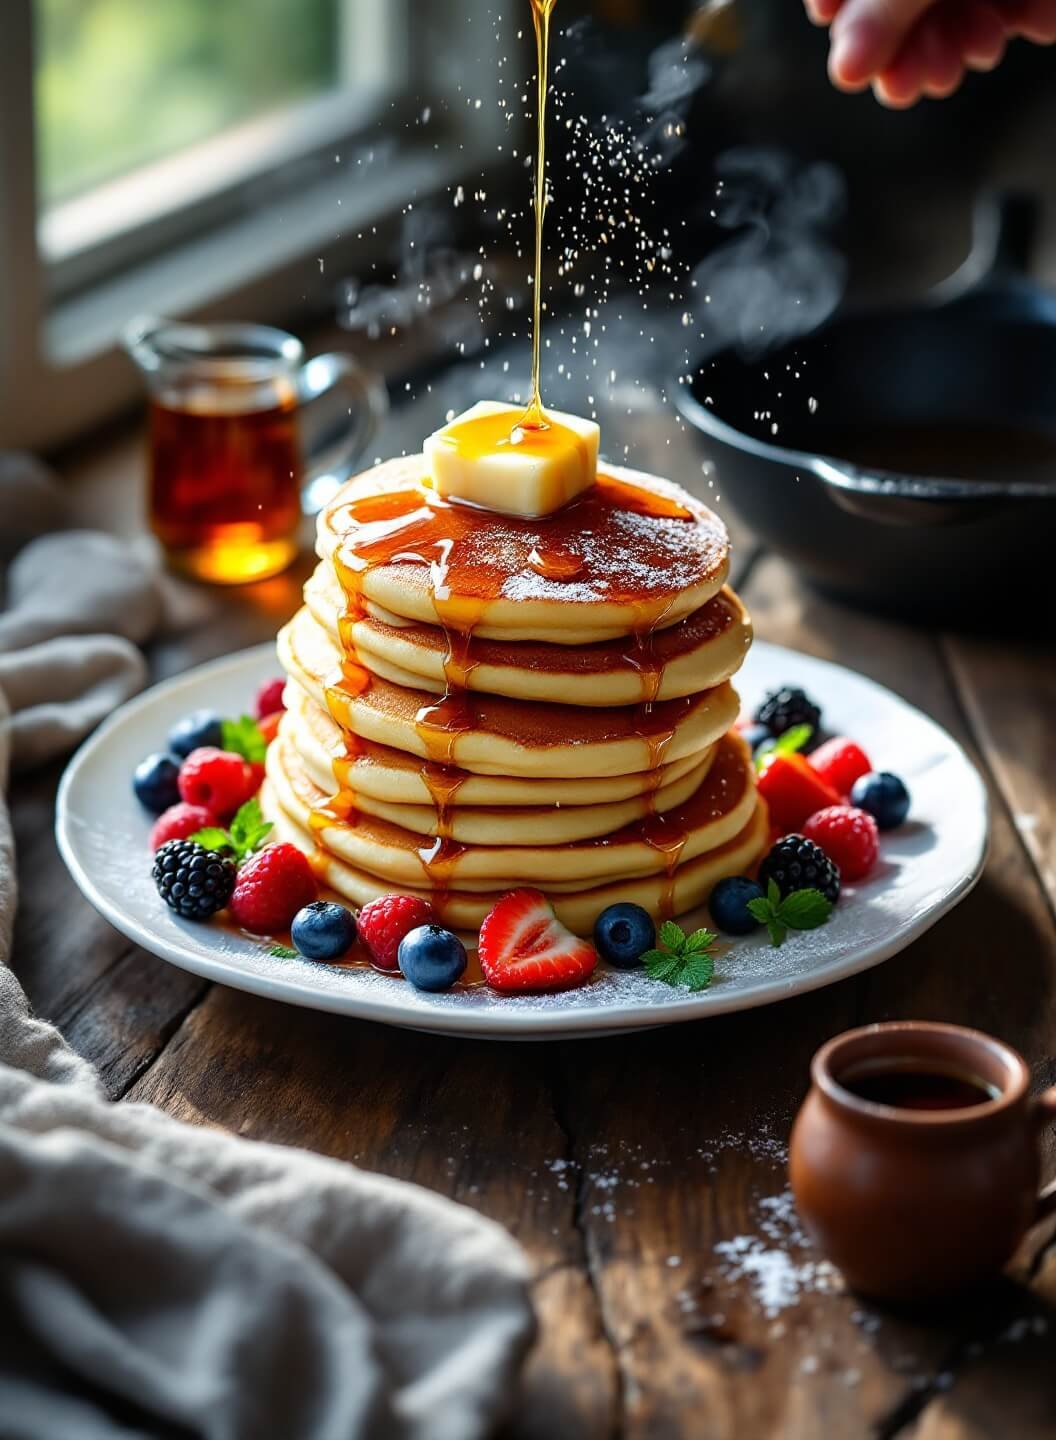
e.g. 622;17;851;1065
675;195;1056;626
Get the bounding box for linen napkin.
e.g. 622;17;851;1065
0;453;535;1439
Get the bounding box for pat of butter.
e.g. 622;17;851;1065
424;401;599;518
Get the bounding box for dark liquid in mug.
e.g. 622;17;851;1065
839;1059;999;1112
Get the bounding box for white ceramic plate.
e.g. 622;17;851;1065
56;642;988;1039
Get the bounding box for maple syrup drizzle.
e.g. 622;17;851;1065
526;0;557;428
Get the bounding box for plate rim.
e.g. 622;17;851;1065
55;641;990;1039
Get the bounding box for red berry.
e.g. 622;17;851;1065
178;747;257;819
229;843;317;934
803;805;879;882
258;711;282;746
809;737;872;798
757;753;842;835
358;894;437;970
478;889;597;993
149;802;216;851
255;678;286;720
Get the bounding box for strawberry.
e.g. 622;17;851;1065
178;747;257;819
258;711;282;746
757;753;841;836
808;737;872;798
478;889;597;993
149;802;217;852
803;805;879;882
229;843;317;934
255;678;287;720
358;894;437;971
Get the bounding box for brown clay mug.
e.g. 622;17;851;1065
790;1022;1056;1304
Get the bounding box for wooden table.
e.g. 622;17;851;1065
12;364;1056;1439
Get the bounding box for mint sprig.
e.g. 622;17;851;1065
747;879;833;947
192;798;272;864
221;715;267;765
269;945;298;959
754;723;814;773
640;919;718;991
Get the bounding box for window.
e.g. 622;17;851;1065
0;0;518;451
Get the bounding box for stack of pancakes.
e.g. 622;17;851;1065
262;454;768;934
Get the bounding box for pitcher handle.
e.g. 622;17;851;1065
297;353;388;514
1032;1087;1056;1224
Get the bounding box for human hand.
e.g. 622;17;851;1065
804;0;1056;107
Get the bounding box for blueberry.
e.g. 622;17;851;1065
291;901;357;961
169;709;225;758
398;924;467;991
133;753;181;814
851;771;910;831
593;902;655;969
708;876;764;935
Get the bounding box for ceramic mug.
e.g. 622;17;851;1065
790;1021;1056;1303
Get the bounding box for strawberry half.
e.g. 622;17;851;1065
478;889;597;993
757;753;841;835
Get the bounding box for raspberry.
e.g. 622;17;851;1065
178;747;257;819
229;843;317;935
809;737;872;798
255;678;287;720
803;806;879;882
150;802;217;851
358;894;437;971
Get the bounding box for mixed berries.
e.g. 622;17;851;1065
141;674;914;995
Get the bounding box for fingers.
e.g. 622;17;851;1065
872;5;964;104
954;1;1008;68
804;0;845;23
994;0;1056;42
827;0;938;89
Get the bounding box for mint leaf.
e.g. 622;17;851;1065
642;924;718;991
778;888;833;931
659;920;687;954
746;885;834;948
268;945;298;959
222;715;266;765
755;723;814;772
191;799;272;865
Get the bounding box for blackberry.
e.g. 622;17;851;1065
152;839;235;920
754;686;822;739
758;835;841;905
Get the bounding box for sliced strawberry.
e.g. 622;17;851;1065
757;753;841;835
478;889;597;993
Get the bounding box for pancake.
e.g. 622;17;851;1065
281;606;739;779
316;455;730;644
265;729;758;889
261;785;770;935
284;680;710;807
305;564;753;707
285;706;718;845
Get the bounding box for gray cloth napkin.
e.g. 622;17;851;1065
0;454;535;1439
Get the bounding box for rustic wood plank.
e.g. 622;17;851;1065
942;632;1056;919
127;988;620;1438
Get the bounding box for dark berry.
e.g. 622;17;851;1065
593;902;655;969
851;772;910;831
153;839;235;920
758;835;841;905
168;709;225;758
291;901;357;961
708;876;764;935
754;686;822;739
134;753;181;815
397;924;467;991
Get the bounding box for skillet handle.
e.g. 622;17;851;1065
930;191;1040;304
810;459;1010;527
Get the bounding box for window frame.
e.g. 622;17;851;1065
0;0;522;452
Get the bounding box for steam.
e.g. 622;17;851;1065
690;148;847;354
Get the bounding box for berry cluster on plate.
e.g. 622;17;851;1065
138;677;912;999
